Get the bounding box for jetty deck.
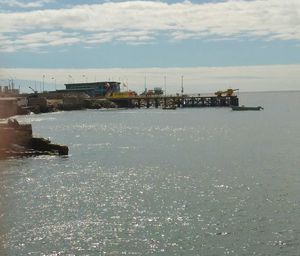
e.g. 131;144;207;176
107;95;239;108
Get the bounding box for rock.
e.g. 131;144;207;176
0;119;69;158
0;120;32;148
29;137;69;155
61;97;84;110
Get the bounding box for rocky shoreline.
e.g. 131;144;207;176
0;119;68;159
1;92;118;118
0;92;120;159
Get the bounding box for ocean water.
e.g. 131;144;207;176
1;91;300;256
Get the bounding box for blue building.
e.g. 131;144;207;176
64;81;121;97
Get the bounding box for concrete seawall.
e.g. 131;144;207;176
0;98;20;118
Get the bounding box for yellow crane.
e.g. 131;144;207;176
214;89;239;97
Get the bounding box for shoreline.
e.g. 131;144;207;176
0;119;68;159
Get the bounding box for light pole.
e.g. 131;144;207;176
164;75;166;96
51;77;56;90
68;75;72;83
42;75;45;92
181;75;184;96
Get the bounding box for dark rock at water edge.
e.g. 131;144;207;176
29;138;69;156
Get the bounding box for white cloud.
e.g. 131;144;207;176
0;0;299;52
1;65;300;93
116;30;155;44
0;31;81;52
0;0;55;9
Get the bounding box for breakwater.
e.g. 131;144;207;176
0;95;117;118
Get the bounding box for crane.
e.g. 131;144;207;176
29;86;37;94
29;86;38;97
214;88;239;97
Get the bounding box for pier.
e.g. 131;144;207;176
107;94;239;109
59;82;239;109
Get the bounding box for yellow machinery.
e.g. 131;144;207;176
214;89;239;97
108;91;137;98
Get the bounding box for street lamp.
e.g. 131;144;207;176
181;75;184;96
164;75;166;96
42;75;45;92
51;77;56;90
68;75;72;83
144;75;147;93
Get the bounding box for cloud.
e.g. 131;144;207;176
0;0;55;9
1;65;300;93
0;0;300;52
0;31;81;52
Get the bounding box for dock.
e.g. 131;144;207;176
107;94;239;109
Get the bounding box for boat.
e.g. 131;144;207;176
231;105;263;111
162;105;177;110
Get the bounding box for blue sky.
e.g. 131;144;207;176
0;0;299;92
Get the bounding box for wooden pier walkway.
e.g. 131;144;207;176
107;95;239;109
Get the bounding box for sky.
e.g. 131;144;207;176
0;0;299;93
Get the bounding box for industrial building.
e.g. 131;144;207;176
62;82;121;97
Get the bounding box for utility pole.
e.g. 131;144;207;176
181;75;184;96
164;75;166;96
51;77;56;90
68;75;72;83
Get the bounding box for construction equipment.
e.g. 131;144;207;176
109;91;137;98
214;89;239;97
29;86;38;96
140;88;163;97
154;87;163;95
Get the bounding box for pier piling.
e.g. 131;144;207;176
108;95;238;109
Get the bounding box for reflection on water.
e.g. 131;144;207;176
1;92;300;255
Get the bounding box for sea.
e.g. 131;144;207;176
1;91;300;256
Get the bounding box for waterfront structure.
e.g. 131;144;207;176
0;98;19;118
63;82;121;97
107;94;239;108
0;97;28;118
